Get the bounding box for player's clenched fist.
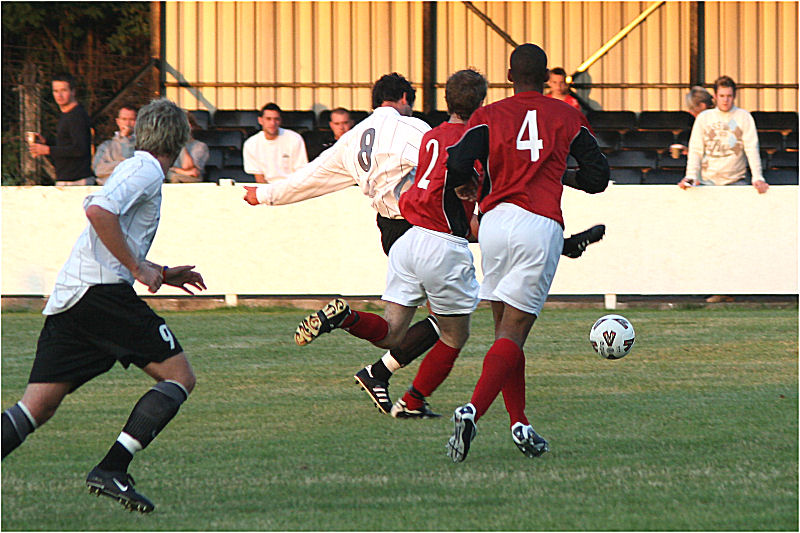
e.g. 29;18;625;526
243;186;260;205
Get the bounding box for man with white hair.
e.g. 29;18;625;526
1;98;206;514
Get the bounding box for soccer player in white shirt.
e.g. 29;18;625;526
1;99;206;514
243;103;308;183
244;73;444;414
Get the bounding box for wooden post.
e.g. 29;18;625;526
19;63;42;183
422;2;437;113
689;1;705;87
150;1;164;96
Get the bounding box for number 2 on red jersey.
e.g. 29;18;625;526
516;110;543;162
416;138;439;189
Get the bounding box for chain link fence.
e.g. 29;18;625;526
1;45;155;184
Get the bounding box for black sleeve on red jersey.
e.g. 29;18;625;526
445;124;488;187
562;126;609;194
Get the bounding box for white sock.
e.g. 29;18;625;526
381;351;402;373
117;432;143;455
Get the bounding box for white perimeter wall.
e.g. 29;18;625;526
2;184;797;298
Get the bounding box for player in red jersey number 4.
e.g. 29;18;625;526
444;44;610;462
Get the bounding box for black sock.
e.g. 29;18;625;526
389;316;440;367
369;360;392;382
2;403;36;460
97;441;133;473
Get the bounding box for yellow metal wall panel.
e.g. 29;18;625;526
165;1;797;114
165;1;180;104
198;2;218;107
778;1;799;111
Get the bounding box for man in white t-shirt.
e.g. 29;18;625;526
679;76;768;193
243;103;308;183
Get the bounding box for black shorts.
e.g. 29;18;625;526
376;214;412;256
29;283;183;392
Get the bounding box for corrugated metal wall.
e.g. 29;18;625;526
165;1;798;113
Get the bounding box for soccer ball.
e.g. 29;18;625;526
589;314;635;359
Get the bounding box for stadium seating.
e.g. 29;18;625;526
784;131;797;151
758;131;784;152
768;150;799;168
205;148;224;170
659;153;687;170
424;110;450;128
764;168;799;185
609;168;642;184
223;151;243;167
594;130;621;152
281;111;316;133
587;111;637;132
195;130;243;151
641;168;683;184
189;110;210;130
606;150;658;170
302;130;335;160
213;110;260;133
350;110;369;125
208;167;256;183
751;111;798;132
621;130;674;152
637;111;694;132
181;108;800;187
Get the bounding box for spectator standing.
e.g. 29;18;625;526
92;104;137;185
678;76;768;193
1;98;206;514
444;44;609;462
167;112;210;183
545;67;581;111
243;103;308;183
679;77;766;304
28;73;94;185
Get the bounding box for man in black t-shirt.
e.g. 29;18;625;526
29;73;93;185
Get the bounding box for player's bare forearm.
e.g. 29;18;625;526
85;204;162;292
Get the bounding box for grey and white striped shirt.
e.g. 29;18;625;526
43;151;164;315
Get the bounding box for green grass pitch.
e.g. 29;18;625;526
2;304;797;531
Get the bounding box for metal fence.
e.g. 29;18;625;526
1;45;155;184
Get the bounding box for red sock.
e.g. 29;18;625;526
501;351;529;426
470;338;523;420
342;310;389;344
403;340;460;410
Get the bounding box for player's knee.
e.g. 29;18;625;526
381;328;407;349
440;329;469;350
175;372;196;395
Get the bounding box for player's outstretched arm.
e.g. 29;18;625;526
85;204;162;293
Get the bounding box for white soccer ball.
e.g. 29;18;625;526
589;314;635;359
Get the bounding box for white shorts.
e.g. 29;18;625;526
478;203;563;316
383;226;480;315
